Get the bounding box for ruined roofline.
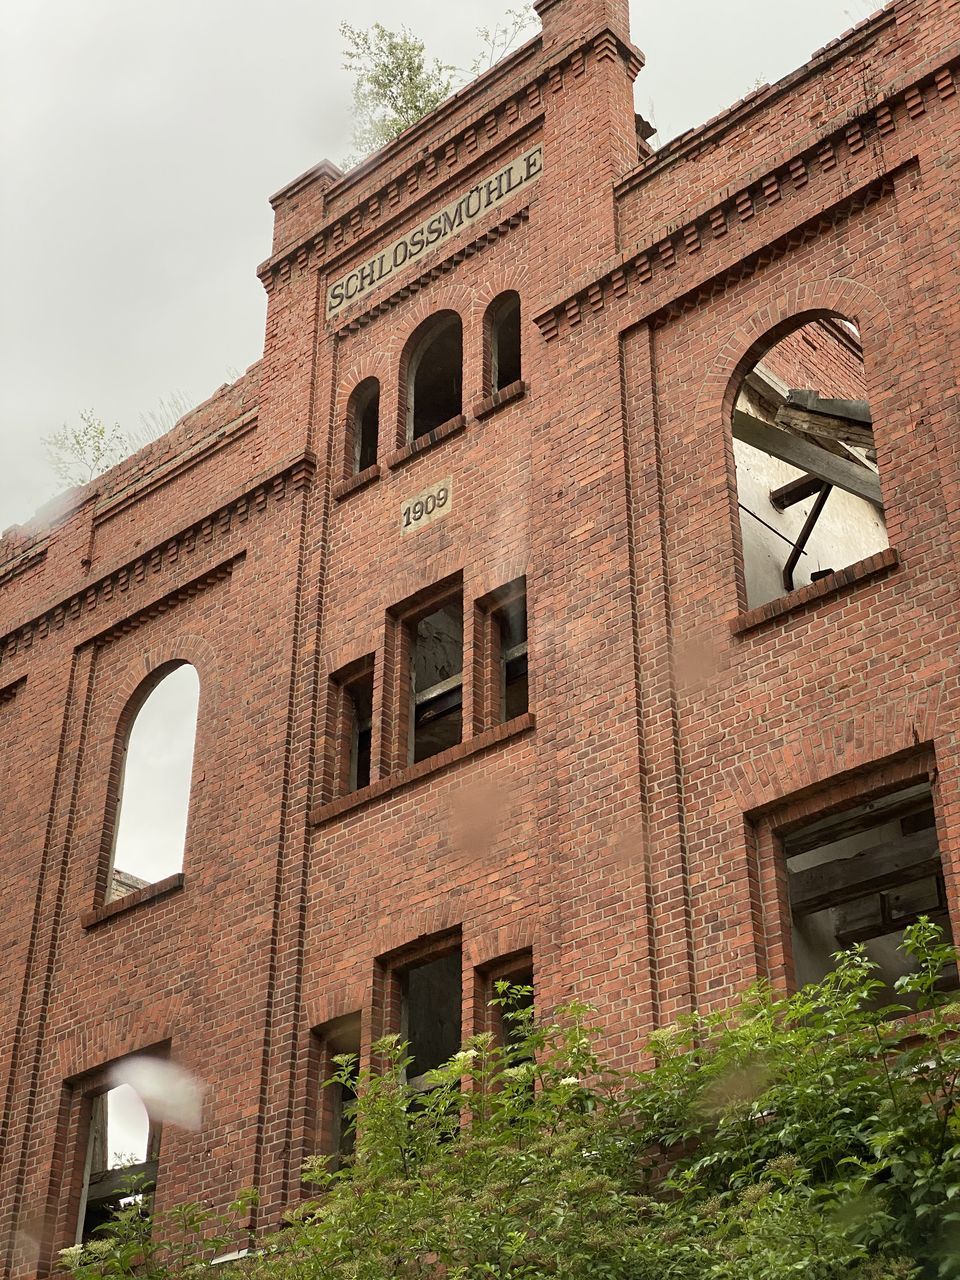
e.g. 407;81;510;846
616;0;897;197
269;27;546;211
0;362;262;562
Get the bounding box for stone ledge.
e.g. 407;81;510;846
384;415;467;471
312;711;536;826
730;547;900;636
473;380;527;420
333;464;381;502
80;873;185;929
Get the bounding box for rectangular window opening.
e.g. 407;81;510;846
495;586;528;723
315;1013;361;1165
346;672;373;793
401;949;463;1091
783;781;956;1002
76;1086;158;1245
411;599;463;764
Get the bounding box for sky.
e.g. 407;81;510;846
0;0;881;536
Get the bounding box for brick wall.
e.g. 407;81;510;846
2;0;960;1269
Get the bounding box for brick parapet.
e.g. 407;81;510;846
535;45;960;339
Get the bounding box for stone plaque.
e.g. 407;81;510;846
327;145;544;319
401;477;453;535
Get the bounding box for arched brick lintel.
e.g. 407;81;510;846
692;275;895;429
723;681;944;817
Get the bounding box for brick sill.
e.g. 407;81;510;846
81;873;185;929
333;464;380;501
731;547;900;636
384;415;467;471
473;379;526;420
312;711;535;826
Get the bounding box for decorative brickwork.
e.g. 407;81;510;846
3;0;960;1271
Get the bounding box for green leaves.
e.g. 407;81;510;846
59;921;960;1280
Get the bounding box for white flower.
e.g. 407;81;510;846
559;1076;579;1086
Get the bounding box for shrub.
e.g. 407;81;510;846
61;925;960;1279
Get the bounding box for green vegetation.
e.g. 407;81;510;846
61;922;960;1279
340;9;537;165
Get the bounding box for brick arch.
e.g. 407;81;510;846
107;633;218;727
367;896;467;962
58;994;186;1079
384;552;465;614
693;276;894;430
464;916;540;969
319;630;381;679
472;555;531;603
723;680;944;816
308;980;369;1031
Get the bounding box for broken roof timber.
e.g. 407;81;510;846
733;410;883;508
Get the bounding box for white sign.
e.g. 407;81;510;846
327;145;544;319
401;477;453;535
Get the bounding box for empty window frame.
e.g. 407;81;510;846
495;582;528;723
486;291;522;393
410;597;463;764
106;663;200;902
782;782;955;996
480;953;534;1056
474;579;528;730
731;314;889;610
399;949;463;1090
347;378;380;476
404;311;463;442
75;1085;158;1244
313;1013;361;1165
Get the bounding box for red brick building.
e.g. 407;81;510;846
3;0;960;1269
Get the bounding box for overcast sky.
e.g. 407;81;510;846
0;0;880;535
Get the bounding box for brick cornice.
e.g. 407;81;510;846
0;540;48;590
534;51;959;340
0;451;315;669
93;409;259;527
0;674;26;706
258;25;638;295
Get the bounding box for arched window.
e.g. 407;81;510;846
486;291;521;393
731;313;888;610
348;378;380;475
108;663;200;901
404;311;463;442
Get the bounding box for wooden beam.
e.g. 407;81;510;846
769;474;825;511
733;410;883;507
775;404;875;450
86;1160;157;1206
789;831;940;917
784;796;934;857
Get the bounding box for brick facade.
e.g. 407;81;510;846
2;0;960;1269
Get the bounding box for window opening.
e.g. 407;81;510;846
496;587;528;722
350;379;380;475
406;313;463;441
77;1085;157;1244
491;963;533;1058
109;664;199;901
488;292;521;392
731;316;889;610
411;599;463;764
401;950;462;1090
316;1013;361;1164
346;670;373;793
783;782;955;999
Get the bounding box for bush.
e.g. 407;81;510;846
61;923;960;1279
